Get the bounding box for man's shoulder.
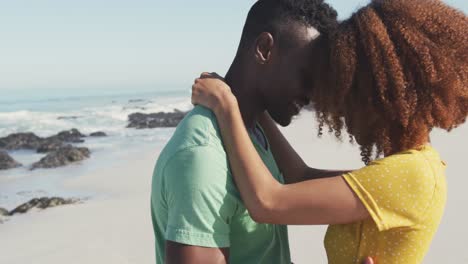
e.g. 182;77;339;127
155;106;225;172
169;106;223;150
154;107;238;197
180;105;219;132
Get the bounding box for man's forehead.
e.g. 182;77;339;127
305;27;321;41
281;22;321;47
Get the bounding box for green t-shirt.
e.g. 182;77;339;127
151;106;291;264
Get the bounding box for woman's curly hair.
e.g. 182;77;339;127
309;0;468;164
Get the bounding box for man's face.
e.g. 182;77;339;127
260;25;320;127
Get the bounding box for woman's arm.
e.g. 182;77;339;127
192;76;369;225
258;112;352;184
215;100;368;225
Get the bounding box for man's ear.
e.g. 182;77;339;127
254;32;274;65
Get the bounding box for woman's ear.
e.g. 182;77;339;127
254;32;274;65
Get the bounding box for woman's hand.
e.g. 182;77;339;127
191;72;238;116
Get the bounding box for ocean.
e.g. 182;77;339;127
0;89;193;210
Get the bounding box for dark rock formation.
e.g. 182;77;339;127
0;207;9;216
37;129;86;153
0;150;22;170
0;133;43;150
0;129;87;153
57;116;82;120
89;131;107;137
31;146;90;170
0;129;91;170
37;140;67;153
123;106;147;111
127;111;187;129
128;99;145;103
9;197;80;215
47;128;86;143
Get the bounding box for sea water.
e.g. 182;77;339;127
0;88;193;210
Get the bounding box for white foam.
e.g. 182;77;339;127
0;95;193;138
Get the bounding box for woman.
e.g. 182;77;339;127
192;0;467;263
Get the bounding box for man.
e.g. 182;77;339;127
151;1;338;263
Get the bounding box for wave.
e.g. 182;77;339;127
0;94;193;138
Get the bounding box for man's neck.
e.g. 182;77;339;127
224;61;264;130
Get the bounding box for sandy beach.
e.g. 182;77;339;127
0;111;467;264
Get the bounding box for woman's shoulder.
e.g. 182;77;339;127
370;145;444;173
359;145;446;202
343;145;446;229
347;145;445;195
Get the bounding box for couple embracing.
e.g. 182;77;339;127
151;0;467;263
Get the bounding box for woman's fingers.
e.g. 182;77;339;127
192;82;205;105
200;72;212;78
199;72;224;81
210;72;223;80
191;73;234;110
363;257;375;264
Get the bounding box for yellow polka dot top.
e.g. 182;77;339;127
325;145;447;264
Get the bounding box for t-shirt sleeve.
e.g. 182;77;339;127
162;145;238;248
342;154;436;231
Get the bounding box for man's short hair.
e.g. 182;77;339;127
239;0;338;51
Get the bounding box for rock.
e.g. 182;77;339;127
0;130;91;170
0;132;43;150
0;150;22;170
37;129;86;153
128;99;145;103
0;129;86;152
31;146;90;170
89;131;107;137
47;128;86;143
0;207;9;216
37;139;67;153
127;111;187;129
123;106;147;111
57;116;82;120
9;197;80;215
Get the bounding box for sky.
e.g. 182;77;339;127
0;0;467;96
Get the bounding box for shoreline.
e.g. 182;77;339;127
0;143;160;264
